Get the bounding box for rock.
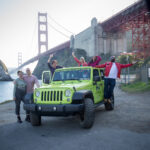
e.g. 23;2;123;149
0;60;13;81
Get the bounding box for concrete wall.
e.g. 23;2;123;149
103;32;127;55
71;18;103;57
71;17;129;57
74;27;95;56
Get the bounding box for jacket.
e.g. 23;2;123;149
88;56;102;67
73;57;88;66
96;62;133;78
47;63;62;76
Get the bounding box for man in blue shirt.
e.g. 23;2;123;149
47;54;62;76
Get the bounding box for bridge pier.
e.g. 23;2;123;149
71;18;128;57
18;52;22;67
38;12;48;55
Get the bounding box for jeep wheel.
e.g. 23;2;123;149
80;98;95;129
30;112;41;126
105;94;114;111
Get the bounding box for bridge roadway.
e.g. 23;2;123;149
101;0;147;32
11;41;70;73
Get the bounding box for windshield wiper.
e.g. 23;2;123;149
53;79;65;82
53;79;81;82
68;79;81;82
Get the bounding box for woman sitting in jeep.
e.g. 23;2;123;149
72;52;88;67
88;56;102;67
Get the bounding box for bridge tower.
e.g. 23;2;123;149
18;52;22;67
38;12;48;55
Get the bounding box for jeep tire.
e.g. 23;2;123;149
80;98;95;129
30;112;41;126
105;94;114;111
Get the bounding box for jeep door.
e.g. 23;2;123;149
92;69;104;103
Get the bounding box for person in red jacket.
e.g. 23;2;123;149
96;56;134;103
72;52;88;66
88;56;102;67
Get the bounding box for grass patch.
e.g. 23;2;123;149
121;81;150;93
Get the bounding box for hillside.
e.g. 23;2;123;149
33;48;92;79
0;60;12;81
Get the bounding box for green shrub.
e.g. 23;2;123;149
121;81;150;93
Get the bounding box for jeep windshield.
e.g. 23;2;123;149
53;69;91;81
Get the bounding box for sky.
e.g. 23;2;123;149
0;0;137;68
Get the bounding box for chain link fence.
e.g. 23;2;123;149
118;65;150;84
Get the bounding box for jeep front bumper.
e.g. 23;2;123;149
24;104;84;116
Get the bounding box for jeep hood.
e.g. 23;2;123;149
40;82;91;90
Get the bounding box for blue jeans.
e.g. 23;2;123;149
104;78;116;99
15;88;26;115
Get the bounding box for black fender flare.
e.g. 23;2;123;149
72;90;94;104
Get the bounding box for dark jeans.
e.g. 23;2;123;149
15;88;26;116
24;93;33;115
104;78;116;99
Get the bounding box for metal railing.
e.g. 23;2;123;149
118;65;150;84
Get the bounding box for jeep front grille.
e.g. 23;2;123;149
41;91;63;101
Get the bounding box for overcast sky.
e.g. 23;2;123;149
0;0;137;68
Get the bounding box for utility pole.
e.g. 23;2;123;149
38;12;48;55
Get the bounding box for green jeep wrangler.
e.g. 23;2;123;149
24;67;114;128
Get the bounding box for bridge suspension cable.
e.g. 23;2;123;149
48;15;74;35
29;18;38;57
47;22;70;38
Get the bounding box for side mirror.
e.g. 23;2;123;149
93;76;101;82
44;78;50;84
42;71;51;85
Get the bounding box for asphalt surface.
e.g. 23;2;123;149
0;84;150;150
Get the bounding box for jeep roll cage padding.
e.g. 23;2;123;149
72;90;94;104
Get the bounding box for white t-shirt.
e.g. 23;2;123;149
106;63;118;79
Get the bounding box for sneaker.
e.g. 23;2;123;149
25;115;30;122
17;116;22;123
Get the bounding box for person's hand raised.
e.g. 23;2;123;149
48;54;54;63
72;52;75;57
49;54;53;58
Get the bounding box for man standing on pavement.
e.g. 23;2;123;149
96;56;135;104
23;68;40;122
47;54;62;76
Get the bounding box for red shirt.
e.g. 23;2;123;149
73;57;88;66
96;62;133;78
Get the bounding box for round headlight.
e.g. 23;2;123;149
65;89;71;97
35;91;40;97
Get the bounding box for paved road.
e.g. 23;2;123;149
0;84;150;150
